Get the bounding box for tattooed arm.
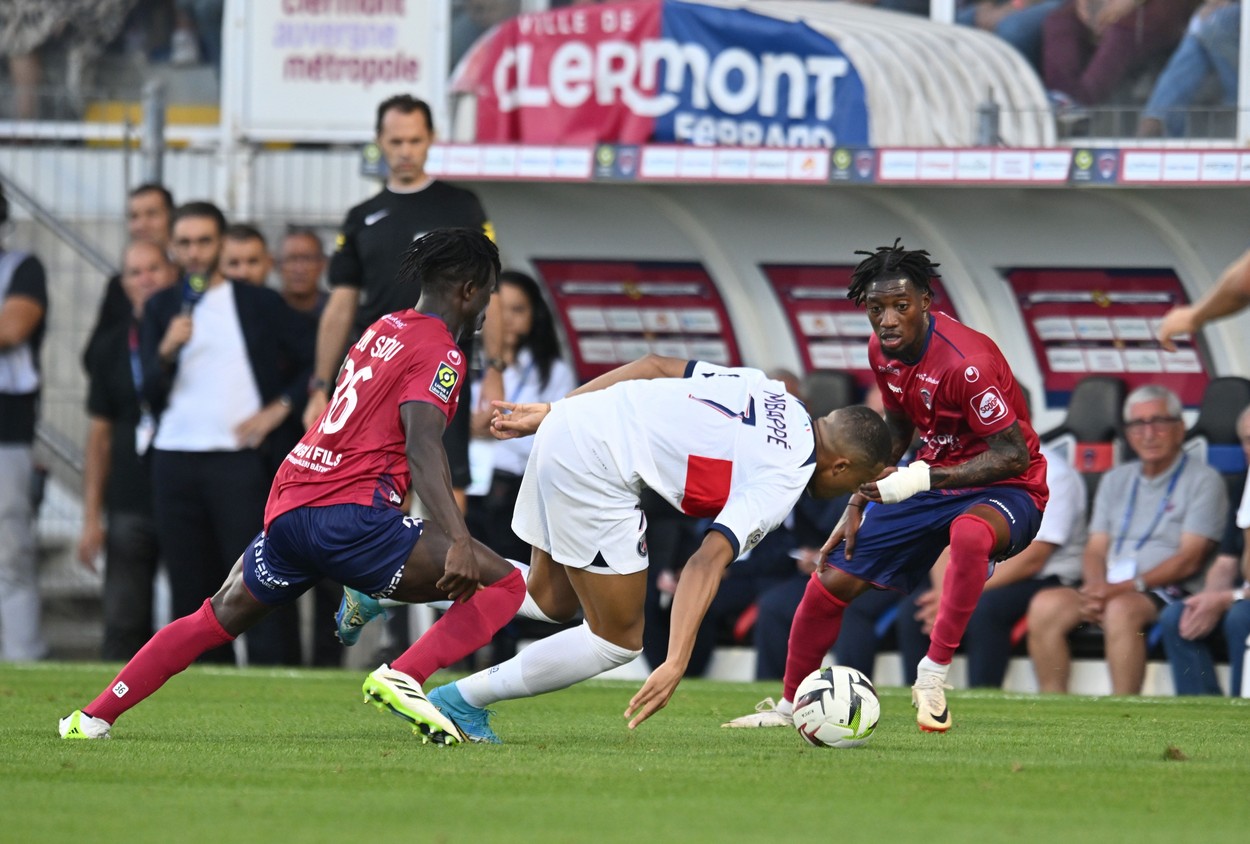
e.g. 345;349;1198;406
928;422;1030;489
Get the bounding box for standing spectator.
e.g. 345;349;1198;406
78;240;177;660
1138;2;1241;137
82;183;175;373
0;182;48;661
468;270;576;561
1027;385;1226;695
957;1;1065;69
220;224;273;287
277;228;328;320
1157;246;1250;351
896;444;1089;688
1158;403;1250;695
143;201;312;665
1042;0;1198;108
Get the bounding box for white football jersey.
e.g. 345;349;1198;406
559;361;817;558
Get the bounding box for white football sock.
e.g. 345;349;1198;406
458;621;640;707
917;655;951;682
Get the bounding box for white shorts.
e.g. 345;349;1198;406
511;404;650;575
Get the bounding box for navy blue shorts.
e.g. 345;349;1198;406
829;487;1042;594
242;503;424;607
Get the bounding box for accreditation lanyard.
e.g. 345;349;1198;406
1113;454;1186;556
506;361;535;404
129;322;156;455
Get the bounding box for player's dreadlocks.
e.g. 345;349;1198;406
846;238;941;305
398;227;500;299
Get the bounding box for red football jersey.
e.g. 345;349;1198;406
870;310;1048;509
265;311;467;526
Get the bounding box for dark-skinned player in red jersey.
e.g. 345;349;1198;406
725;240;1048;733
59;228;520;745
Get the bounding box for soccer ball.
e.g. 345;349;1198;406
792;665;880;748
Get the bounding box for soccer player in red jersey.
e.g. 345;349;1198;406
725;240;1048;733
60;228;520;744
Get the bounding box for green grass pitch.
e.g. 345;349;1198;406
8;662;1250;843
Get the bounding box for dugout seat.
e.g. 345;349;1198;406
802;370;858;419
1041;376;1128;509
1184;376;1250;475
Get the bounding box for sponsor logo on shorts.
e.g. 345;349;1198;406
637;536;648;558
971;387;1008;423
379;566;404;599
112;681;129;698
964;366;980;382
987;497;1016;523
430;362;459;402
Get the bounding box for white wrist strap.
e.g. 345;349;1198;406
876;460;931;504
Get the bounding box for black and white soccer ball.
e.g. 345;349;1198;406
792;665;880;748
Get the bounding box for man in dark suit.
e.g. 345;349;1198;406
142;201;313;664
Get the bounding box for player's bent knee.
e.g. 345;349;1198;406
586;625;643;665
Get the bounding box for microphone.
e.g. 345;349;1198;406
181;273;207;315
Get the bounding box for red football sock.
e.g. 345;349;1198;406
782;573;848;703
928;514;997;664
392;567;525;684
84;598;235;725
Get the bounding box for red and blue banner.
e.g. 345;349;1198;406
461;0;868;148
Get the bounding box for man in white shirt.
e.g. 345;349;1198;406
142;202;312;664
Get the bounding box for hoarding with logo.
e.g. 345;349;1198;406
461;0;868;148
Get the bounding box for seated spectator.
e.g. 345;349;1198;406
1138;1;1240;138
221;223;272;287
1027;385;1226;694
1158;403;1250;695
896;443;1088;688
1042;0;1198;109
78;240;177;660
957;1;1065;69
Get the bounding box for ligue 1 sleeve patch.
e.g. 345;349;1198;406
970;386;1008;424
429;362;459;403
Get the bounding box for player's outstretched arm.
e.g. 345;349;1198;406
1158;247;1250;352
568;353;689;398
625;531;735;729
402;401;480;601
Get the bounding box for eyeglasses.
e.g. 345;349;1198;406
1123;416;1182;433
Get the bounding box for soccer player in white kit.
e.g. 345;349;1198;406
422;353;893;742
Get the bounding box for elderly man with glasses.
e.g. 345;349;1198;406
1026;385;1227;695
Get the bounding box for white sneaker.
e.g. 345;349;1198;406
59;710;111;739
170;29;200;66
362;664;465;745
721;697;793;728
911;674;954;733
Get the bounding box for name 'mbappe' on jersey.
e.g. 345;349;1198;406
263;311;467;527
561;361;820;559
